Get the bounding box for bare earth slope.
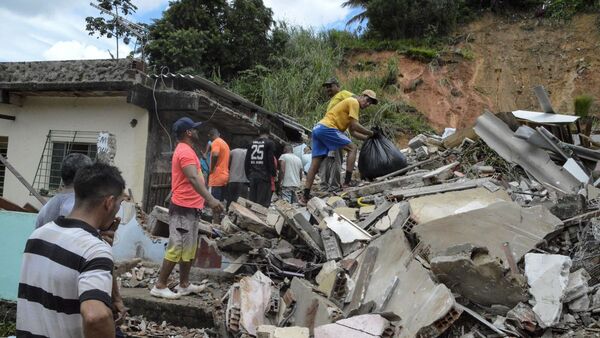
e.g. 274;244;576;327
344;14;600;131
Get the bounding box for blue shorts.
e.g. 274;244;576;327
312;124;351;158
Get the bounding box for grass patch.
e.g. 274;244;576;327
575;95;594;118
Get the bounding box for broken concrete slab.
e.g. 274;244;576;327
229;202;277;238
524;253;572;328
358;228;461;338
345;246;378;316
307;197;331;223
314;314;397;338
273;327;310;338
409;187;511;224
236;197;269;218
422;161;460;185
326;196;346;209
324;213;372;244
285;277;343;334
430;244;528;308
237;271;274;336
274;200;325;255
474;111;581;194
358;200;393;229
316;261;343;299
321;229;343;261
414;201;562;269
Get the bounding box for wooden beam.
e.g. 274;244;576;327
0;153;46;205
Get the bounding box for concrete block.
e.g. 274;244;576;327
274;327;309;338
314;314;395;338
229;202;277;238
333;207;358;221
326;196;346;209
550;194;587;220
524;253;572;328
408;134;427;149
568;294;590;313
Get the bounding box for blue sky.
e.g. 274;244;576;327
0;0;365;62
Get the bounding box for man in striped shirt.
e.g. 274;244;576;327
17;162;126;338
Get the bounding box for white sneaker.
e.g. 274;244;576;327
175;283;206;296
150;286;181;299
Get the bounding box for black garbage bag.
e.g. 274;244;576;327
358;132;407;180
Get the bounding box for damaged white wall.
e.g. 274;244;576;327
0;96;148;208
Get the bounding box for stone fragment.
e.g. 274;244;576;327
506;302;537;332
524;253;572;328
431;244;528;308
549;194;587;220
568;294;590;313
564;269;590;303
257;325;277;338
326;196;346;209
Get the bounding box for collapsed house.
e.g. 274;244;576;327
0;59;307;211
104;90;600;338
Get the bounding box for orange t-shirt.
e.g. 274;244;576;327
208;137;230;187
171;142;205;209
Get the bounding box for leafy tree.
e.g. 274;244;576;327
85;0;139;53
342;0;371;25
146;0;280;79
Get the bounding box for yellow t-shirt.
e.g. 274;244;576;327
319;97;360;132
326;90;354;111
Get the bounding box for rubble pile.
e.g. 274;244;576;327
139;110;600;337
121;315;209;338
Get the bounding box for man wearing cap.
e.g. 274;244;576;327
302;90;378;203
151;117;224;299
319;78;354;191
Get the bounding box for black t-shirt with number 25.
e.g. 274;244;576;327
244;137;276;181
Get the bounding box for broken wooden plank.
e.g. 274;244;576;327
375;155;441;182
345;246;378;316
358;200;393;229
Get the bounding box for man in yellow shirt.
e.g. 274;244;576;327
302;89;378;202
319;78;353;191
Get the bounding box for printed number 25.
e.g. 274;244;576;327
251;144;264;160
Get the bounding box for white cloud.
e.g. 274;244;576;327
0;0;349;62
42;40;132;61
263;0;350;28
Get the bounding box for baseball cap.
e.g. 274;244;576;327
322;77;339;87
362;89;378;104
173;117;202;135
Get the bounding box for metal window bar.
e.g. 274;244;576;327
33;130;99;196
0;136;7;196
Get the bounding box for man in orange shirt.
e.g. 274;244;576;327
208;128;230;203
151;118;224;299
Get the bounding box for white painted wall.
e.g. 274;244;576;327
0;96;149;209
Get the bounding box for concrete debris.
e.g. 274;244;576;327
525;253;572;328
431;244;528;308
111;107;600;338
314;314;397;338
415;201;561;269
324;213;372;244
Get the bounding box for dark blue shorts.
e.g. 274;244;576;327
312;124;351;158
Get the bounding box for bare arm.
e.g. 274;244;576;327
349;119;373;140
278;160;286;184
182;165;223;212
81;300;115;338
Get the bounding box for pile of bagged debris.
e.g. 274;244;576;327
142;109;600;337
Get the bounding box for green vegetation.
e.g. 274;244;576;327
146;0;285;80
575;95;594;118
0;321;16;336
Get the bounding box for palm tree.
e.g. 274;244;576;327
342;0;371;25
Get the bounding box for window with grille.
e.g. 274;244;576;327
33;131;98;196
0;136;7;196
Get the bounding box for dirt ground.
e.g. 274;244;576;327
342;13;600;133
